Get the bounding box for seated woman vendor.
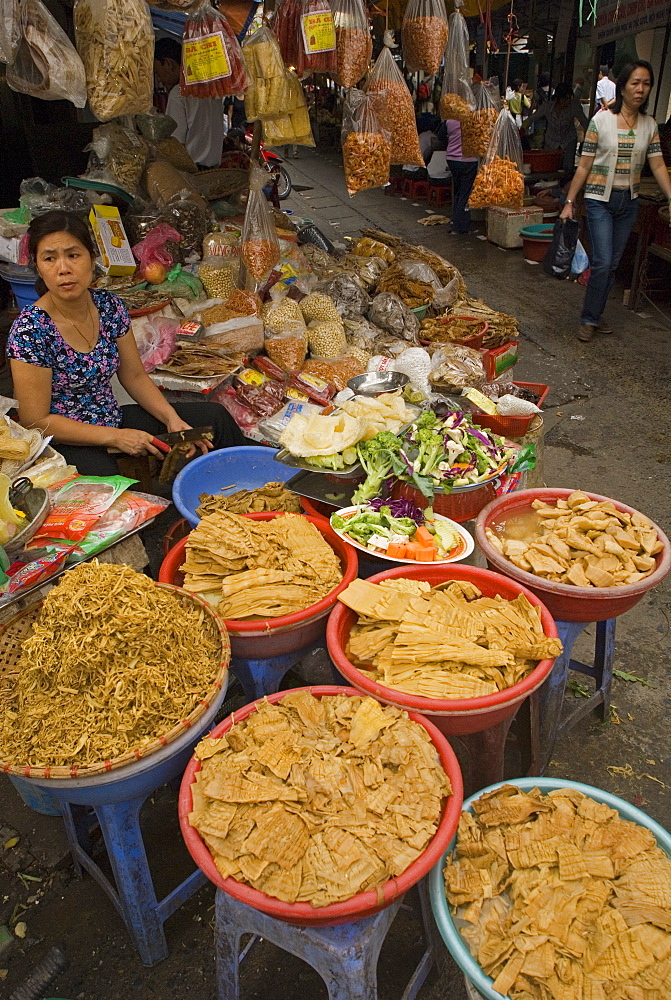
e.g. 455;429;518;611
7;211;244;476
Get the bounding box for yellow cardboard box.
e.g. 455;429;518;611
89;205;136;276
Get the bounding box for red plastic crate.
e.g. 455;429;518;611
472;381;550;438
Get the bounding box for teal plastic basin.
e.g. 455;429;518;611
429;776;671;1000
519;223;554;240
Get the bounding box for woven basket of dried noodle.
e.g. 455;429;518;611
0;581;230;778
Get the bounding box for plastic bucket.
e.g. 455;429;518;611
326;564;559;735
159;512;358;658
391;477;499;524
428;776;671;1000
179;684;464;926
7;277;39;310
475;488;671;622
172;446;301;527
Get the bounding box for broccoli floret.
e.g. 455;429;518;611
352;432;403;504
416;409;437;431
415;426;445;476
378;506;416;536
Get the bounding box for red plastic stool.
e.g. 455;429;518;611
385;176;404;196
412;180;430;200
428;185;451;207
402;177;415;197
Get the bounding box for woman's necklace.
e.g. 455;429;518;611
51;294;97;351
620;109;638;137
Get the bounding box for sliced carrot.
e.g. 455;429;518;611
414;525;434;546
387;542;407;559
403;541;422;560
415;546;436;561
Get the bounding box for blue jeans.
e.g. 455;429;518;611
581;190;639;326
446;159;479;233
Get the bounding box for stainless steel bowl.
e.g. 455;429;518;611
347;372;409;396
5;482;50;555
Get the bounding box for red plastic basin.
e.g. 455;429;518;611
326;564;559;735
391;477;499;524
178;685;464;925
159;512;358;658
475;489;671;622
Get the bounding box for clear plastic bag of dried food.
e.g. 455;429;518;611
84;124;149;196
180;1;248;98
74;0;153;119
439;1;476;120
241;164;281;281
7;0;87;106
367;292;420;341
429;344;486;391
402;0;448;76
265;328;307;373
316;273;370;320
136;108;177;142
307;319;347;358
164;196;212;262
296;0;337;76
332;0;371;88
0;0;21;64
341;88;391;197
243;25;290;121
469;109;524;209
365;46;424;167
461;80;500;158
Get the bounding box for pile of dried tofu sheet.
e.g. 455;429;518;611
486;491;663;588
445;783;671;999
181;511;342;617
189;691;451;906
338;577;562;700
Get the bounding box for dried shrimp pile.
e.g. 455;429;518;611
181;511;342;617
445;783;671;999
197;483;302;517
339;577;562;700
0;562;222;768
190;691;451;906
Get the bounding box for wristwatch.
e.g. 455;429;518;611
566;199;574;205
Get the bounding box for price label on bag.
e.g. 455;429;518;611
183;31;231;82
301;11;335;53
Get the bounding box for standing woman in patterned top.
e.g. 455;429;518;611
7;211;244;475
560;61;671;342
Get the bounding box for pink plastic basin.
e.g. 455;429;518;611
326;564;559;735
159;512;358;658
178;684;464;926
475;489;671;622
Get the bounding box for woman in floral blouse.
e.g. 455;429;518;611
7;211;243;475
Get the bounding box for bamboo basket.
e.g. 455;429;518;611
0;582;230;779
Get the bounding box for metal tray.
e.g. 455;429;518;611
272;403;422;478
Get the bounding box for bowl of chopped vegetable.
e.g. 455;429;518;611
330;499;474;564
476;488;671;621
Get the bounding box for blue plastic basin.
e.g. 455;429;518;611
172;445;296;527
429;776;671;1000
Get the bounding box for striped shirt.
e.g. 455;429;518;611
582;112;662;200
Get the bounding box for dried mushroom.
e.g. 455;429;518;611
190;691;452;906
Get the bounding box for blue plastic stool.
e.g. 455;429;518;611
535;618;616;773
231;640;324;701
214;881;434;1000
11;685;228;966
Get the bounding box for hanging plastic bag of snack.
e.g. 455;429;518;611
461;80;500;158
402;0;448;76
262;71;315;148
241;165;281;281
332;0;371;88
74;0;153;119
341;88;391;197
0;0;21;64
180;0;248;98
7;0;87;107
364;45;423;167
439;1;475;121
243;25;290;121
273;0;300;68
296;0;337;76
469;108;524;209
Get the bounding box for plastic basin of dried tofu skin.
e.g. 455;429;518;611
428;776;671;1000
179;685;464;926
326;564;559;736
475;489;671;623
159;512;358;658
